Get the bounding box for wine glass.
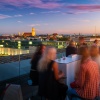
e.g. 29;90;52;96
63;53;66;60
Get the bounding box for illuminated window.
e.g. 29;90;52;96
18;41;21;44
27;50;29;53
0;45;3;47
18;47;21;49
29;41;32;44
18;44;21;46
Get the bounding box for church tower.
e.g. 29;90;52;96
32;27;36;36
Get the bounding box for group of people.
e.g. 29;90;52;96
68;46;100;100
66;37;100;57
30;44;68;100
30;37;100;100
66;37;100;100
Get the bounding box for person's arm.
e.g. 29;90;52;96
52;62;64;80
75;65;86;88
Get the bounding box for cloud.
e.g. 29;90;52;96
41;10;60;14
0;14;11;19
62;11;88;15
66;4;100;12
62;4;100;15
0;0;63;9
14;14;23;17
0;13;23;20
28;24;41;27
1;0;100;12
0;3;13;10
28;23;49;27
17;21;22;23
43;0;62;1
91;0;100;1
0;14;23;20
30;12;35;15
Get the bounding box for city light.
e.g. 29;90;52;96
2;40;4;43
0;45;3;47
18;41;21;44
29;41;32;45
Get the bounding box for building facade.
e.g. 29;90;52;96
23;27;36;37
32;27;35;36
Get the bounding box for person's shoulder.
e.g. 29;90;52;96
88;60;98;67
66;46;70;48
52;61;58;66
82;60;98;72
66;46;71;50
52;61;58;70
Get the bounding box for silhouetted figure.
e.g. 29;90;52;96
66;41;77;57
30;44;46;85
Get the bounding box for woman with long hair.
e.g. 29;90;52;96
38;47;68;100
30;44;46;85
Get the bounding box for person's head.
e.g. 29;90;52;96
90;46;99;57
43;47;57;61
79;46;90;58
31;44;46;64
69;41;76;47
38;47;57;71
79;37;85;44
94;40;98;44
36;44;46;55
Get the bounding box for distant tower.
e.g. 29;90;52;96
32;27;36;36
18;32;20;36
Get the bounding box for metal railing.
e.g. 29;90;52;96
0;54;32;64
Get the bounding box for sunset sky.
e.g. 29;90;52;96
0;0;100;34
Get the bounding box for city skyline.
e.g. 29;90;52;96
0;0;100;34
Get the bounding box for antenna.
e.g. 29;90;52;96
95;26;96;34
95;26;96;38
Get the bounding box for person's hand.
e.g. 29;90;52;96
59;70;63;75
70;81;79;88
61;73;65;77
59;71;65;78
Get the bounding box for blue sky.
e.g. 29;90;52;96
0;0;100;34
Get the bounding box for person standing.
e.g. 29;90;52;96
68;46;99;100
30;44;46;85
66;41;77;57
78;37;87;47
93;40;99;47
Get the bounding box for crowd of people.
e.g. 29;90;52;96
29;37;100;100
